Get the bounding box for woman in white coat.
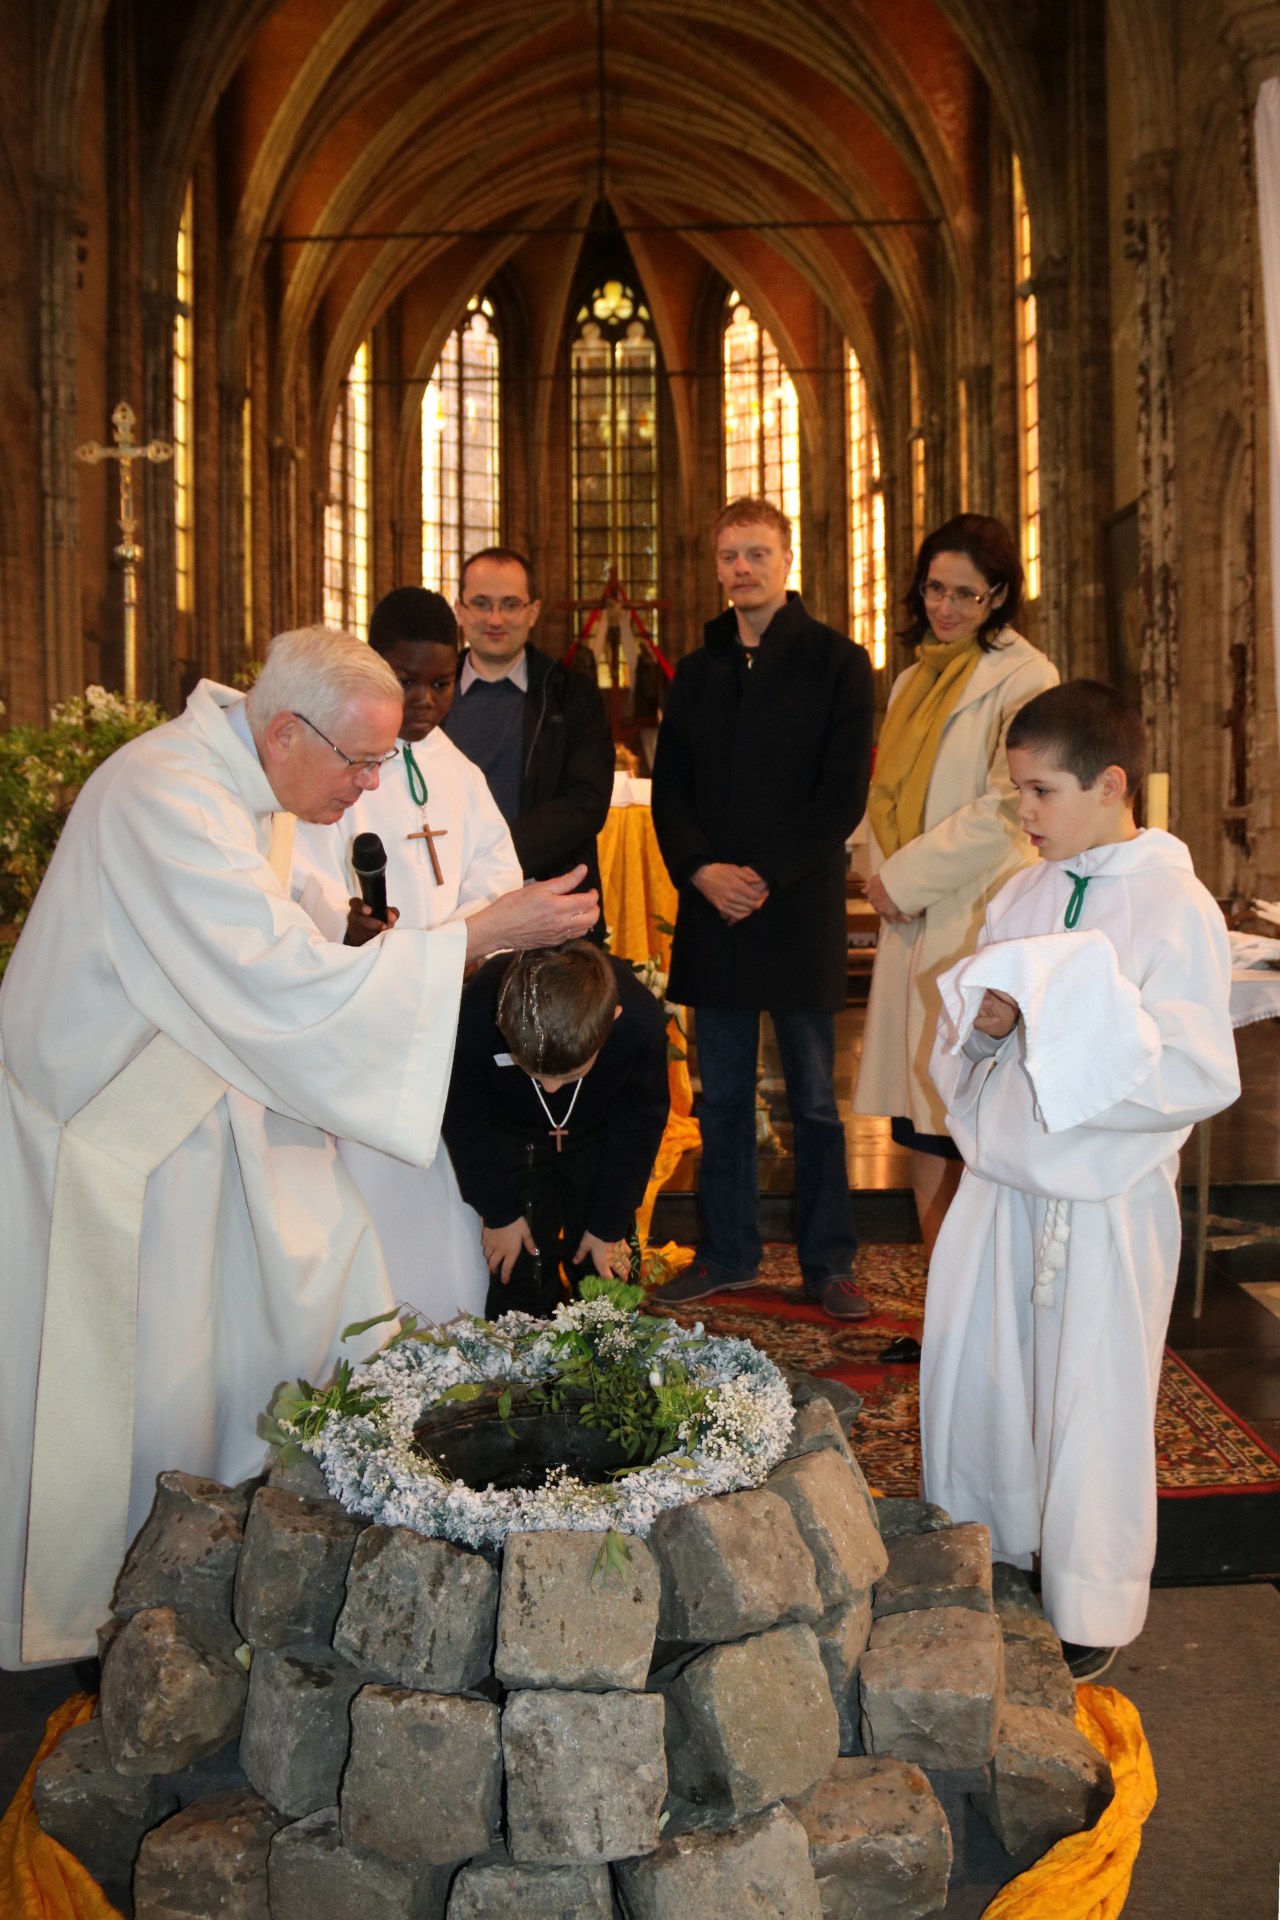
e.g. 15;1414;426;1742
854;515;1058;1254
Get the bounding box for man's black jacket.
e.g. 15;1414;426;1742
514;644;614;901
651;594;874;1014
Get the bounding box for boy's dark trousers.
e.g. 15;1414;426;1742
483;1127;630;1320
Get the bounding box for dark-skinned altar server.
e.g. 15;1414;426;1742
291;588;521;1323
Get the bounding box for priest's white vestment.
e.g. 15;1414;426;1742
291;729;522;1323
0;682;466;1666
922;831;1239;1648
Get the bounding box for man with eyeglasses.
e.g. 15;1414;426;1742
445;546;613;923
0;624;597;1668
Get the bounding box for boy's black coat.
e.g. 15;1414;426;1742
443;951;670;1241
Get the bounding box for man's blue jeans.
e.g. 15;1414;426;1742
693;1007;858;1290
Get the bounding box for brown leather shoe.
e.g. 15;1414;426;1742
814;1276;872;1321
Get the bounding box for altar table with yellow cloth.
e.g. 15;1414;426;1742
596;803;700;1241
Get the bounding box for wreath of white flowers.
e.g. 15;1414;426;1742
282;1296;794;1550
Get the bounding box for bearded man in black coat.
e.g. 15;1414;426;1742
650;497;875;1318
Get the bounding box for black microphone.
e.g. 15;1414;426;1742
350;832;389;922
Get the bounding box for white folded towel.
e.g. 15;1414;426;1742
937;929;1161;1134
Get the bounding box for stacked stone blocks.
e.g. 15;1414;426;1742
32;1400;1113;1917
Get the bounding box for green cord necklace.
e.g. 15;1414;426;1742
402;741;447;883
1063;871;1091;928
404;742;428;806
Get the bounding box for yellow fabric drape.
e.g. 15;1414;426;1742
0;1694;126;1920
867;635;984;855
597;806;700;1242
2;1679;1153;1920
980;1685;1157;1920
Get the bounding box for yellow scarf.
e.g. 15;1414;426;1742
867;634;984;855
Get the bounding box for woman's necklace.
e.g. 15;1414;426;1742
402;742;448;885
528;1075;584;1153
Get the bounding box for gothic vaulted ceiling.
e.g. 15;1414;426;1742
119;0;1019;444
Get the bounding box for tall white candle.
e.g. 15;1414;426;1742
1147;771;1169;832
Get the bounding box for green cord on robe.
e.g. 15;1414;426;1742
1064;872;1091;928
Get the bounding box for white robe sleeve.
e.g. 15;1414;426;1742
98;752;465;1167
931;882;1239;1201
1070;901;1239;1135
289;822;357;942
452;763;524;919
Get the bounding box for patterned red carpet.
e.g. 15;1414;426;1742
651;1243;1280;1503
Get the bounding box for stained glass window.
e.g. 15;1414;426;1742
908;350;926;555
422;298;500;596
723;293;801;572
847;346;887;670
571;280;660;655
1013;152;1041;600
173;179;194;617
323;340;371;634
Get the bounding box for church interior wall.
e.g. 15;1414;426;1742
0;0;40;725
75;36;110;700
3;0;1277;897
1105;3;1140;514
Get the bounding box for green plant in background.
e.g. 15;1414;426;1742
0;687;166;980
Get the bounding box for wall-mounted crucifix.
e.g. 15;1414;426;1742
76;402;174;701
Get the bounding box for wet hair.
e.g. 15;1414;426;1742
900;514;1024;652
245;625;401;735
368;587;458;655
712;495;793;549
1006;680;1148;795
459;547;538;603
496;942;618;1076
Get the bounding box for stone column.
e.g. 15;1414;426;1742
268;438;300;637
964;363;994;520
1223;0;1280;885
37;172;84;710
1125;149;1178;793
217;379;247;683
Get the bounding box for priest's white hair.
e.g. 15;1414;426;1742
245;625;402;736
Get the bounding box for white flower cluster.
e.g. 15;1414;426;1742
287;1303;794;1549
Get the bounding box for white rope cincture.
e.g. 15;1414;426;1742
1033;1196;1071;1309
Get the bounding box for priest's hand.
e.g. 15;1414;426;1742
344;898;400;945
464;866;599;960
575;1231;631;1281
693;862;770;924
973;988;1019;1038
483;1216;538;1284
865;873;917;924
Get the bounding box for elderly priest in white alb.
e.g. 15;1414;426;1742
0;626;598;1668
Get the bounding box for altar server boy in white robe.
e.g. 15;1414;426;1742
923;681;1238;1678
292;588;523;1323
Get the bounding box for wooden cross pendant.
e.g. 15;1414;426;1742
548;1124;568;1153
406;820;448;885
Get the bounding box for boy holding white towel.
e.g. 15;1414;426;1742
922;681;1239;1677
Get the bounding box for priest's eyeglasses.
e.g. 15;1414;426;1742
290;712;401;772
920;579;999;610
461;596;532;619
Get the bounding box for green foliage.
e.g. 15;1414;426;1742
578;1272;646;1313
536;1301;713;1466
0;688;167;979
590;1527;634;1587
264;1360;386;1453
